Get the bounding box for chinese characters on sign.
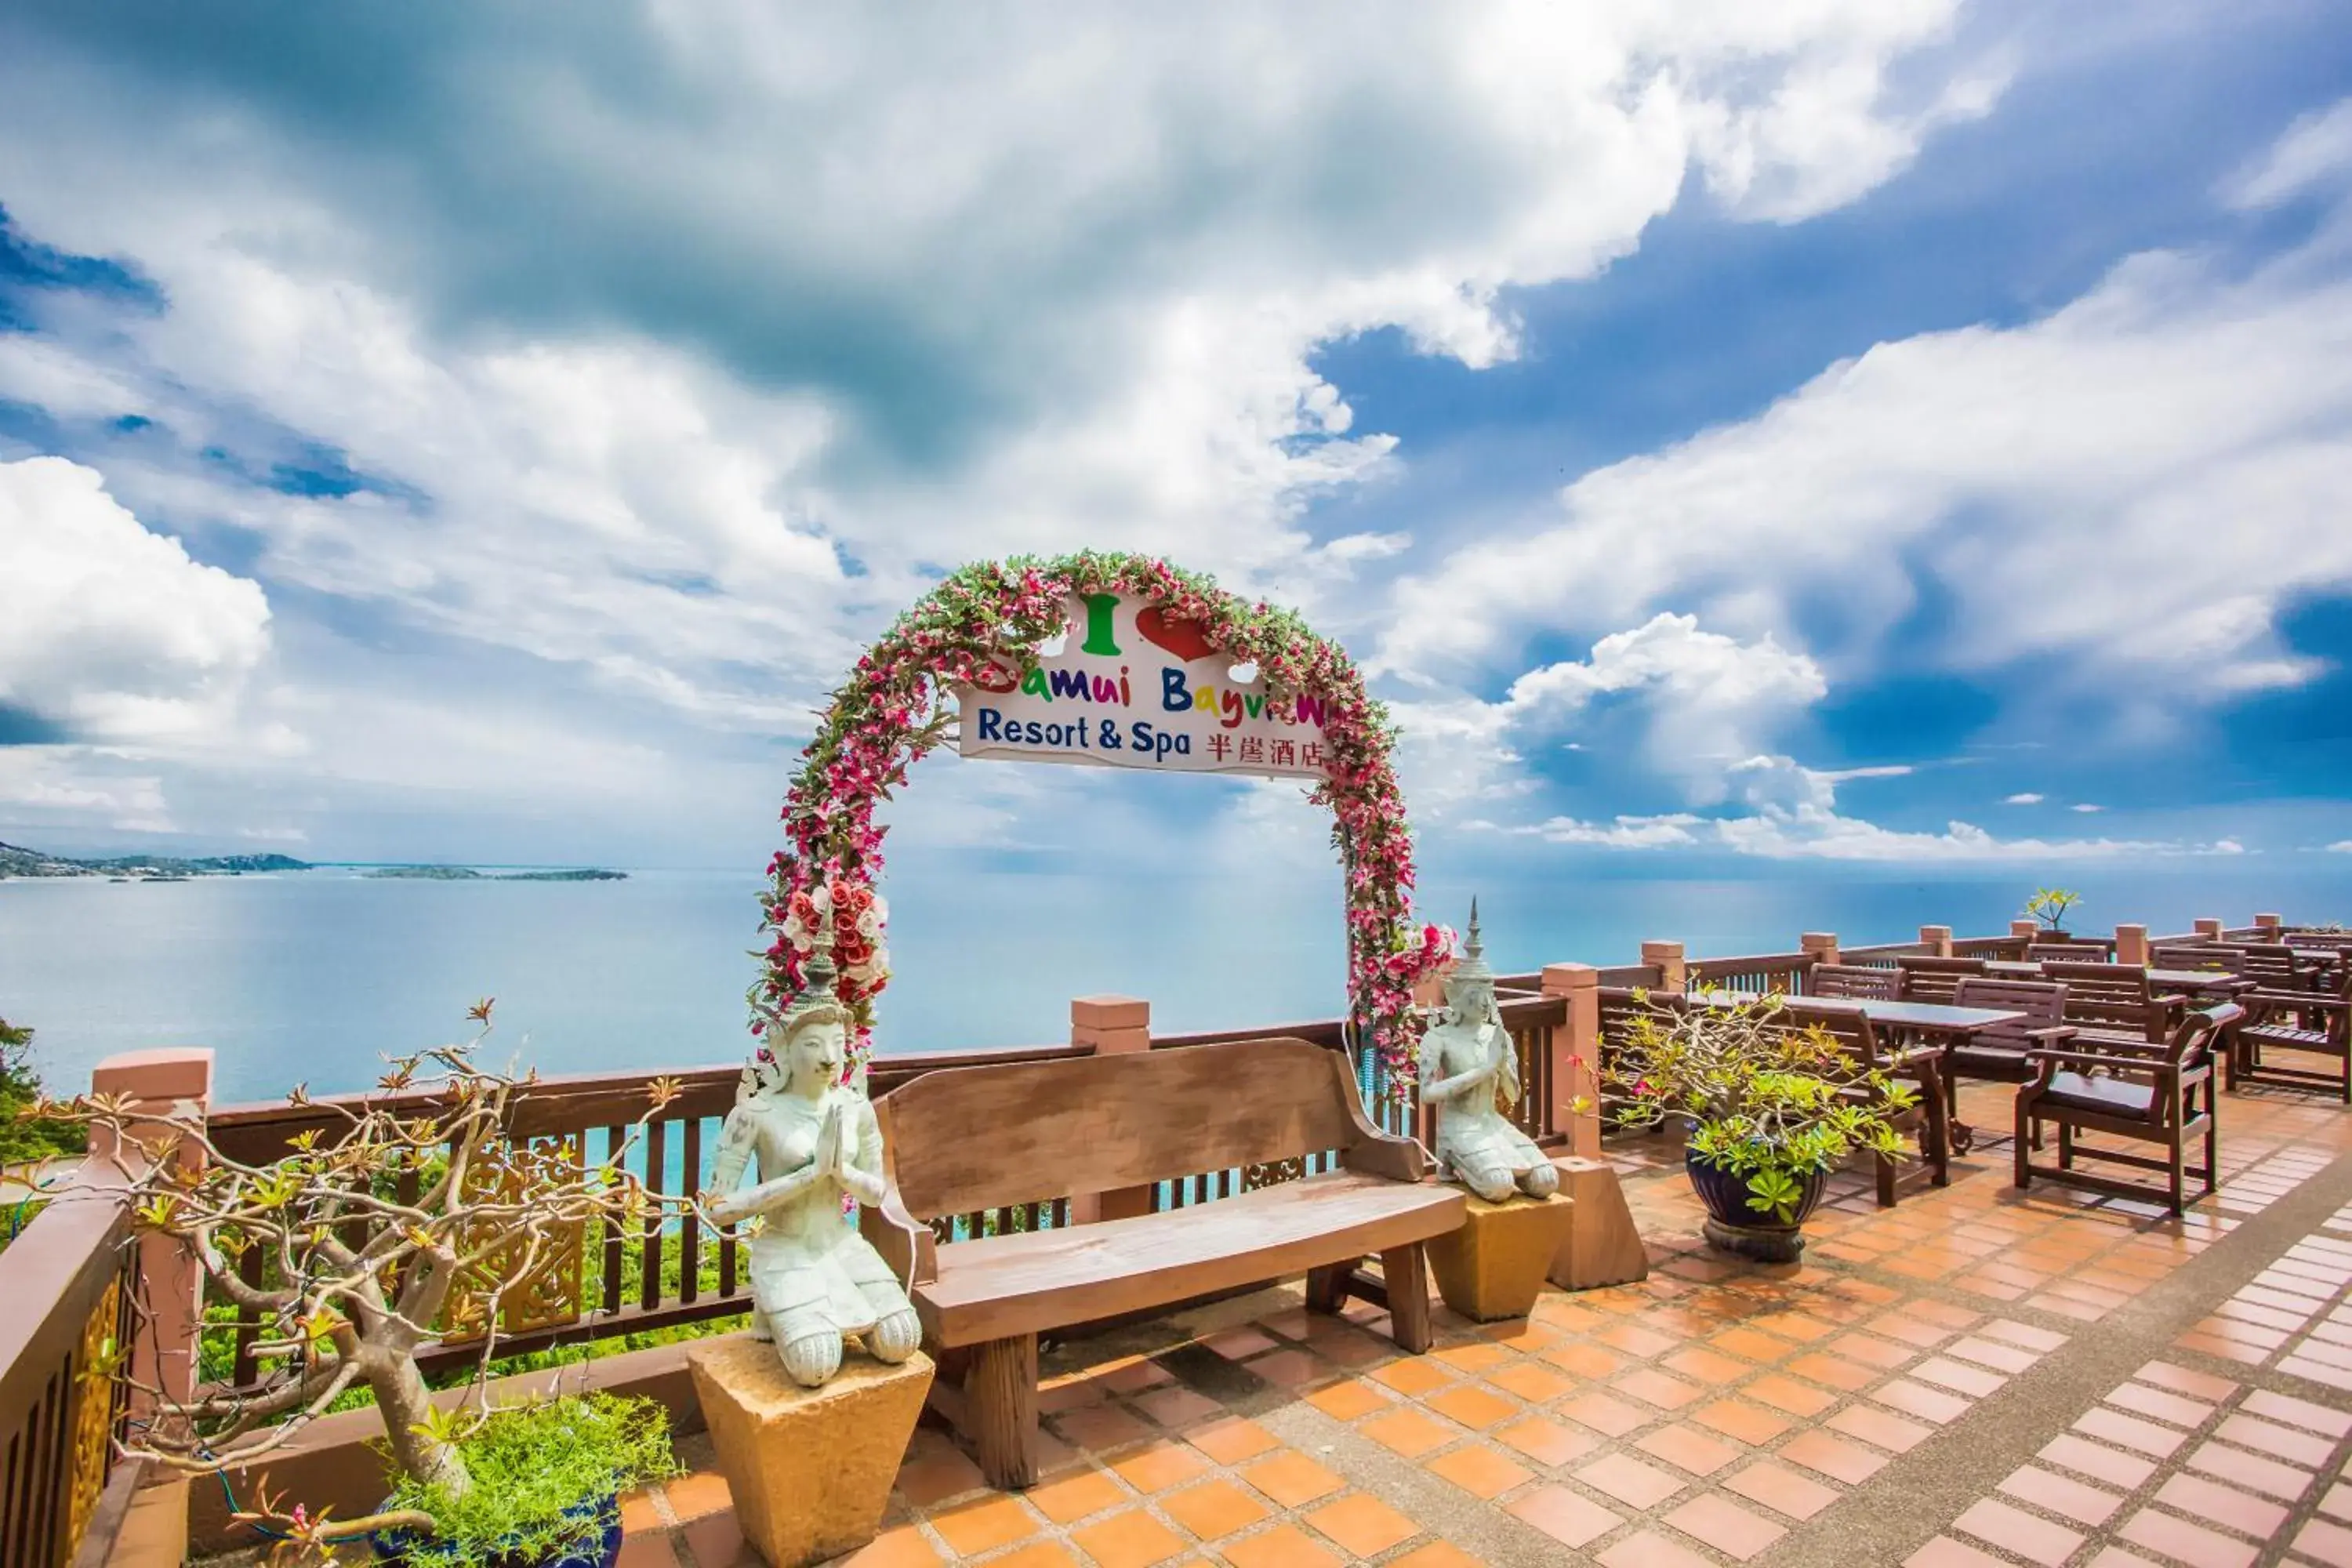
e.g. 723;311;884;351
954;593;1330;780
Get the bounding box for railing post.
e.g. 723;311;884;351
1918;925;1953;958
1539;965;1602;1160
2255;912;2283;935
2009;919;2040;942
1799;931;1839;971
1068;997;1152;1223
1639;940;1686;992
2194;917;2223;940
2114;924;2150;967
89;1048;213;1416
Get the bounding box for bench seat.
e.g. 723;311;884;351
917;1171;1465;1348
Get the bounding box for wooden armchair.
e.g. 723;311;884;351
1896;955;1987;1003
2014;1004;2240;1216
2231;968;2351;1103
1782;1002;1947;1204
2041;961;2182;1045
1810;965;1903;1001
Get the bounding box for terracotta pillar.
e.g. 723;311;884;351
89;1047;213;1416
1639;940;1686;992
1918;925;1954;958
1068;997;1152;1223
2114;924;2150;967
2255;913;2283;935
2194;917;2224;940
2010;919;2040;942
1800;931;1839;971
1539;964;1602;1160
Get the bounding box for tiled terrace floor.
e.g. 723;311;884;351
625;1083;2352;1568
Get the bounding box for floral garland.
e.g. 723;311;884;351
752;551;1450;1094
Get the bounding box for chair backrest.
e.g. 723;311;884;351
872;1036;1377;1219
2025;943;2100;966
2044;961;2161;1036
1896;955;1987;1003
1780;1001;1889;1071
1809;965;1903;1001
2218;942;2319;986
2151;943;2236;972
1951;978;2068;1044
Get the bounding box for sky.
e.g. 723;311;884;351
3;2;2351;906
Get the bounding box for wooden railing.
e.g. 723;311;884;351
0;1183;138;1568
1689;952;1814;996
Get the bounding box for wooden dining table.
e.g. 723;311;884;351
1982;961;2260;998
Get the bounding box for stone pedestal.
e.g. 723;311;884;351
1548;1157;1649;1290
687;1335;934;1568
1426;1192;1575;1322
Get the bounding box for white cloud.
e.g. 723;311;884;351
1476;813;1704;848
0;749;176;833
2004;792;2045;804
1384;111;2352;717
2226;99;2352;209
0;456;271;742
2071;803;2104;813
2328;840;2352;853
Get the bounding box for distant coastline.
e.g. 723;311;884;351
0;840;626;883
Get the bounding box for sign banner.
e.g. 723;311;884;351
955;593;1330;779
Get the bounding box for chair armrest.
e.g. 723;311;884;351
2025;1046;2176;1073
2022;1025;2078;1045
2246;991;2347;1012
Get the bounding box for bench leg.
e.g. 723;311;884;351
1305;1261;1352;1315
1381;1244;1432;1355
966;1334;1040;1490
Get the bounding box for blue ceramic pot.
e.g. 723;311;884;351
1685;1150;1826;1264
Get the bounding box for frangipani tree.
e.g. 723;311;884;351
41;1004;681;1544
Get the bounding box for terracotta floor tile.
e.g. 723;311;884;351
1134;1384;1226;1430
2292;1518;2352;1566
1495;1414;1599;1468
1998;1465;2123;1528
1362;1407;1460;1458
1428;1443;1536;1499
1486;1359;1576;1403
1595;1322;1682;1357
1872;1377;1972;1425
1785;1352;1878;1392
1239;1450;1345;1508
1692;1398;1793;1445
1664;1492;1786;1561
1724;1460;1840;1520
1780;1428;1887;1485
1711;1327;1794;1363
619;1488;666;1536
2130;1362;2240;1404
1434;1341;1515;1374
2038;1432;2158;1490
2154;1472;2288;1539
837;1522;943;1566
1185;1416;1280;1465
614;1536;680;1568
1873;1316;1958;1350
1614;1367;1706;1411
1200;1326;1280;1361
1576;1451;1685;1509
1662;1345;1751;1385
929;1493;1044;1557
1505;1484;1622;1548
1369;1356;1460;1396
1744;1371;1839;1417
661;1471;733;1523
1636;1422;1744;1477
2242;1388;2352;1437
1942;1334;2038;1374
1828;1403;1933;1454
1028;1468;1129;1524
1304;1379;1390;1421
1953;1497;2083;1567
1069;1508;1189;1568
1388;1544;1487;1568
2074;1406;2188;1458
1304;1492;1420;1557
1544;1341;1629;1380
1099;1359;1177;1394
1220;1522;1345;1568
1158;1479;1271;1541
895;1448;989;1508
1246;1348;1334;1389
1052;1402;1157;1454
1111;1440;1212;1494
1560;1390;1653;1437
2117;1508;2258;1568
1596;1526;1718;1568
1423;1381;1521;1429
1831;1331;1917;1370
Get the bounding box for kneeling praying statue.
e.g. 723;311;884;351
1417;902;1562;1203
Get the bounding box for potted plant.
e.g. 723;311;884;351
2024;887;2082;935
45;1004;684;1566
1602;993;1916;1262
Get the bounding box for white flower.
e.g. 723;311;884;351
855;905;883;939
809;884;833;915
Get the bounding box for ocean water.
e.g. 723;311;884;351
3;861;2348;1105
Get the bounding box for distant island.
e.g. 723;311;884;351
0;840;625;883
365;866;627;882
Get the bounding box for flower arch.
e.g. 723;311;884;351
753;551;1450;1092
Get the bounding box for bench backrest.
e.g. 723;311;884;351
2044;961;2165;1037
1952;978;2067;1044
1811;965;1902;1001
871;1036;1389;1221
2024;943;2097;966
1896;955;1987;1003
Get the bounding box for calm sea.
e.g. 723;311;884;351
3;862;2347;1105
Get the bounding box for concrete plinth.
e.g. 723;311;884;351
1548;1157;1650;1290
687;1336;934;1568
1426;1192;1576;1322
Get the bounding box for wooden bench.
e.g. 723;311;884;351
859;1036;1464;1488
1895;955;1987;1003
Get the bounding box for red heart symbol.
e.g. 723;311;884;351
1137;607;1216;662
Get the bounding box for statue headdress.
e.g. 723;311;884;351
779;913;855;1040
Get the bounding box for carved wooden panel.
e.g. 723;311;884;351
438;1138;586;1343
63;1277;122;1560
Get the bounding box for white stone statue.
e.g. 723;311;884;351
706;920;922;1387
1417;902;1561;1203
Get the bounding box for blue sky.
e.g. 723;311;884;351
2;2;2350;893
